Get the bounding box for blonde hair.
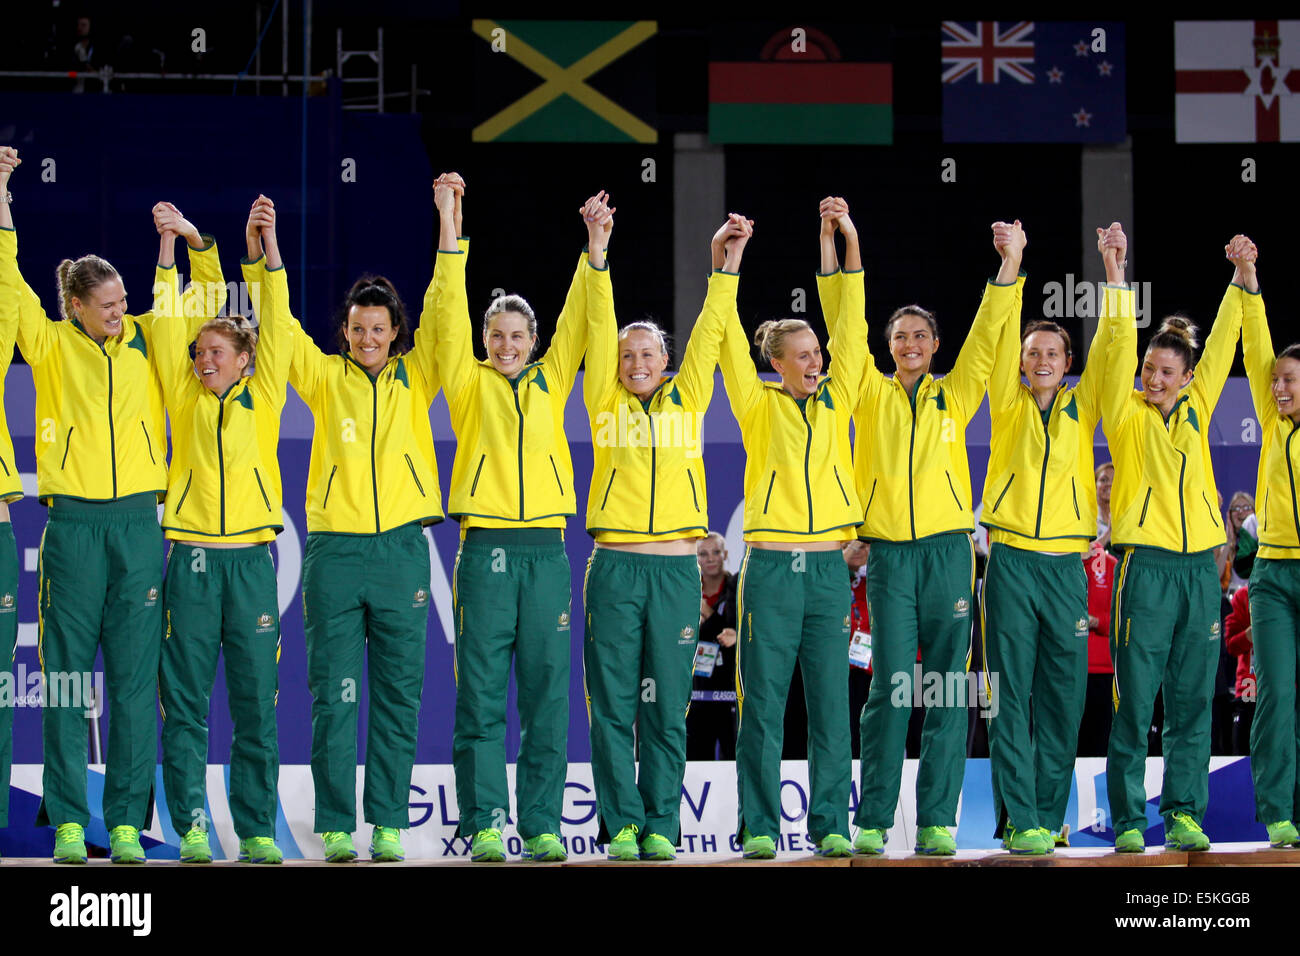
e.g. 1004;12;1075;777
753;319;813;364
56;255;120;322
196;316;258;374
619;320;669;358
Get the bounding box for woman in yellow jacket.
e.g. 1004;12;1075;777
851;218;1017;857
1232;236;1300;847
432;174;588;863
583;196;748;861
719;199;865;860
154;197;293;865
285;197;451;866
980;222;1118;854
1101;225;1242;853
0;148;28;855
0;149;224;864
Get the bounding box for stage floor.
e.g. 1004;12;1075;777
3;842;1298;867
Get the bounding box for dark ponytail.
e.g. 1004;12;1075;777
335;275;410;355
1147;315;1199;372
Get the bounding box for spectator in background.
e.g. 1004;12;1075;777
1224;491;1256;590
1077;542;1117;757
686;533;738;760
1212;491;1239;754
1094;462;1114;555
1224;584;1255;756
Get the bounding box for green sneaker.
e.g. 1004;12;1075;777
238;836;284;864
853;828;886;855
814;833;853;858
110;825;146;864
53;822;87;864
915;825;957;856
608;824;640;861
470;828;505;863
369;827;404;862
1114;828;1146;853
1267;820;1300;848
180;826;212;864
1003;826;1052;856
322;831;358;863
1165;812;1210;852
639;833;676;861
741;829;776;860
1053;825;1071;848
522;833;567;862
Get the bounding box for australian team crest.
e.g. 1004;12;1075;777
257;612;275;633
953;597;970;618
413;587;429;608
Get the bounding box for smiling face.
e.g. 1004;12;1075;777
1095;464;1113;508
888;314;939;378
618;328;668;400
346;304;398;374
72;277;127;342
483;311;536;378
1273;356;1300;422
193;329;250;394
1141;346;1192;414
771;329;823;400
1021;330;1070;393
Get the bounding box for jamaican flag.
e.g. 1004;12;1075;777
472;19;657;143
709;23;893;144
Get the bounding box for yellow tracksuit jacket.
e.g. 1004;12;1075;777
1240;285;1300;557
1102;284;1241;553
154;256;291;542
432;246;588;528
846;278;1015;541
982;275;1110;551
287;256;445;534
719;269;866;542
584;263;731;540
1;227;225;503
0;238;25;502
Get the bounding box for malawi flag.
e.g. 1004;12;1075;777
708;24;893;144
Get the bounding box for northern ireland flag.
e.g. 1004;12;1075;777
1175;20;1300;142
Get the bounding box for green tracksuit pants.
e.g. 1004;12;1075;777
304;523;431;832
0;524;16;828
583;546;700;844
855;533;975;831
160;543;280;839
735;546;851;844
1248;557;1300;824
452;529;571;840
1106;547;1219;836
37;494;163;830
983;543;1089;834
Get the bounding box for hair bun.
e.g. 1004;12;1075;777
1158;315;1200;349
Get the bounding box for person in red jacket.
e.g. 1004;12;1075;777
1224;585;1255;756
1077;542;1117;758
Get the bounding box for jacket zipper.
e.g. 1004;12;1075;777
470;454;486;496
1202;491;1219;528
0;455;8;476
992;474;1015;513
1071;477;1080;520
175;470;193;514
512;381;526;520
105;347;117;498
140;421;156;466
323;464;337;509
217;396;226;534
762;470;776;514
798;396;814;533
907;385;918;539
1176;449;1188;552
405;454;426;497
1287;422;1300;544
1138;486;1153;527
60;427;75;469
833;465;850;507
549;455;564;495
369;374;381;533
600;469;617;510
1033;405;1051;537
687;470;700;512
944;470;962;511
863;478;878;519
254;467;272;512
647;414;657;533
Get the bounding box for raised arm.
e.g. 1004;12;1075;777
0;148;60;364
246;198;293;404
432;177;476;404
816;197;844;332
150;201;225;336
406;173;465;402
1231;236;1272;427
986;220;1028;419
944;221;1022;423
1074;226;1127;425
1192;242;1247;415
149;224;200;404
826;206;867;407
581;191;618;413
675;215;751;411
1098;223;1137;434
